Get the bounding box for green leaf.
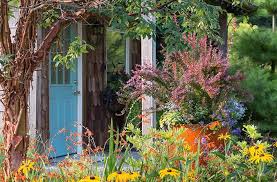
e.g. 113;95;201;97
211;151;226;160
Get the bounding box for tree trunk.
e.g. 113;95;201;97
2;78;30;179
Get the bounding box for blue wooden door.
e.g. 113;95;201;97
49;25;78;157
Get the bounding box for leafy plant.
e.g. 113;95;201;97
0;54;13;78
121;34;242;125
103;119;129;180
53;37;93;69
208;126;276;182
105;0;221;52
39;9;60;28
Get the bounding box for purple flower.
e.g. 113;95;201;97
231;128;242;136
201;137;207;145
222;121;228;127
199;121;205;126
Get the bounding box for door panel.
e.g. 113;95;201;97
49;24;78;157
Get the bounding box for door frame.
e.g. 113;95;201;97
76;22;83;154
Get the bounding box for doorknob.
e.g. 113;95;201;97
73;90;80;95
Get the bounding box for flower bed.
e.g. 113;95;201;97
0;124;276;181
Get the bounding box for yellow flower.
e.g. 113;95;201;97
184;143;191;151
248;143;266;157
128;172;140;181
159;168;180;179
32;176;44;182
218;133;231;141
107;171;130;182
241;147;249;156
182;171;195;182
188;171;196;181
223;170;229;177
273;141;277;148
18;160;35;176
249;153;274;164
79;176;101;182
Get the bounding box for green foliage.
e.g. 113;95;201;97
231;59;277;130
103;119;130;180
233;25;277;69
106;30;126;74
0;54;13;77
40;9;60;28
103;0;220;52
262;0;277;15
53;37;93;69
125;124;190;180
207;125;276;182
159;111;186;128
125;99;142;127
243;124;262;139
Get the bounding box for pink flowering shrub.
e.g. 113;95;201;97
121;34;243;124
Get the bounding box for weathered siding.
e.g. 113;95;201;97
85;23;109;147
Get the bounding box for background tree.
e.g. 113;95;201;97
262;0;277;32
0;0;223;178
233;28;277;73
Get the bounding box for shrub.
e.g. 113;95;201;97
121;34;242;125
232;59;277;132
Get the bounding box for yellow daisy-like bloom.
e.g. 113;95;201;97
273;141;277;148
241;147;249;156
248;143;266;157
249;153;274;164
128;172;140;181
159;168;180;179
107;171;130;182
184;143;191;151
18;160;35;176
188;171;195;181
79;176;101;182
218;133;231;141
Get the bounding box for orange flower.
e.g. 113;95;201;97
137;114;146;119
208;121;222;131
14;172;26;181
84;128;94;137
207;142;216;149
